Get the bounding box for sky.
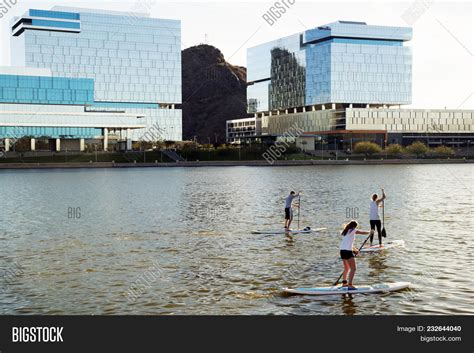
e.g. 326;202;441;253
0;0;472;109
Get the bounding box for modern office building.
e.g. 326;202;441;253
226;117;260;143
227;21;473;148
1;7;182;152
0;66;146;151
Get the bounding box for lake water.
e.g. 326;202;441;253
0;165;472;315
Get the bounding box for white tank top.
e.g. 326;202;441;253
340;228;357;251
369;201;380;220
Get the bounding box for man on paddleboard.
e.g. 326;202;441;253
284;191;300;230
369;188;386;246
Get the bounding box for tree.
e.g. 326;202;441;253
164;140;175;149
154;140;165;150
432;145;455;157
405;141;429;157
353;141;382;156
385;144;404;155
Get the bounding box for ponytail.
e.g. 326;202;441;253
341;220;358;236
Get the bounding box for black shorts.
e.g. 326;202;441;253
340;250;354;260
284;207;292;220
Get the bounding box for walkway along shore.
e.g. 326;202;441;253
0;159;473;169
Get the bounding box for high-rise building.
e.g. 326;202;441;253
228;21;473;148
247;21;412;113
1;7;182;152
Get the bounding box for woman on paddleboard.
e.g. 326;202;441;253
340;220;372;290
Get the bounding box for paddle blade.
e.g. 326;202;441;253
382;228;387;238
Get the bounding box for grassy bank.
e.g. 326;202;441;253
1;146;472;165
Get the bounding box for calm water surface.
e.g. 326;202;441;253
0;165;472;315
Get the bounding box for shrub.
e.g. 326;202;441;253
164;140;175;148
353;141;382;156
216;148;232;158
405;141;429;157
284;144;300;154
385;144;404;155
180;142;198;151
154;141;165;150
432;145;455;157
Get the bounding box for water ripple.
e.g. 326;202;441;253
0;165;472;314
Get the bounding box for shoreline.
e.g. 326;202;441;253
0;159;472;169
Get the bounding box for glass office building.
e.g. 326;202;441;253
0;66;146;152
0;72;94;105
247;21;412;113
1;6;182;151
228;21;473;147
0;69;98;139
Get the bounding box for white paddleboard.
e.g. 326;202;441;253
251;227;327;235
283;281;410;295
360;239;405;253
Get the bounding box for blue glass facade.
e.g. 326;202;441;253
92;102;160;109
31;19;81;29
328;38;402;46
0;126;102;139
29;9;80;20
14;7;182;106
247;21;412;113
6;6;183;142
0;74;94;105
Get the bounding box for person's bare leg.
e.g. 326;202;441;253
342;260;350;285
287;218;292;230
348;258;357;286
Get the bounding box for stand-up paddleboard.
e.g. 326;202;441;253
360;239;405;253
283;281;410;295
251;227;327;235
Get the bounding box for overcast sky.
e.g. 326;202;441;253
0;0;472;109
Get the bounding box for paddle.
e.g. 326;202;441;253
297;194;301;230
381;190;387;238
333;232;372;286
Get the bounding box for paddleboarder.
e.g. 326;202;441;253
369;188;386;246
340;220;372;290
284;191;301;230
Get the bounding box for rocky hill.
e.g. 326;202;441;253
182;45;247;144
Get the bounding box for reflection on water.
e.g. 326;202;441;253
0;165;472;315
284;234;296;246
341;296;357;316
367;253;389;276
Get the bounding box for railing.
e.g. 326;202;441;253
162;149;185;162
